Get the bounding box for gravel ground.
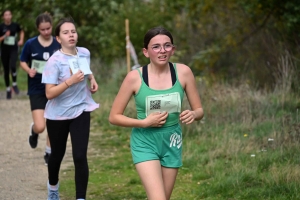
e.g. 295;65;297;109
0;91;73;200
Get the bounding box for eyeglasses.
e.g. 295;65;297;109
151;43;174;52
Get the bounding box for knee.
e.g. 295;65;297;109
49;152;65;164
33;123;45;134
73;152;87;164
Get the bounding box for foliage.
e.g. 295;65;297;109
0;0;299;89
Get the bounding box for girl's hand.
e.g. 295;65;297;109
71;70;84;84
144;111;168;127
17;39;23;46
89;78;98;93
28;68;37;78
180;110;196;125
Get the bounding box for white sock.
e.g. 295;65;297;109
12;82;17;86
48;181;59;190
77;199;85;200
45;146;51;154
6;87;11;91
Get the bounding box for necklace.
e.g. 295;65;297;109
60;48;78;58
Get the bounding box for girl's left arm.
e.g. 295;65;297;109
18;29;24;46
179;64;204;124
88;74;98;93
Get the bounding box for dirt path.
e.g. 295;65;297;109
0;92;72;200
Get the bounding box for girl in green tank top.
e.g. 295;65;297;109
109;27;204;200
134;62;184;127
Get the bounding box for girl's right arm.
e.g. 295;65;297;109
109;70;168;128
0;30;10;42
19;40;37;78
20;61;36;78
108;70;145;127
45;70;84;100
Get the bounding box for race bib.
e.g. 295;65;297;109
145;92;181;116
31;59;47;74
3;36;15;45
68;57;92;75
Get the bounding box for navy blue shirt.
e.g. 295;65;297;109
20;36;60;95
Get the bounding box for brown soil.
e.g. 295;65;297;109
0;92;73;200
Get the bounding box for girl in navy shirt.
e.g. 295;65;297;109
20;13;60;165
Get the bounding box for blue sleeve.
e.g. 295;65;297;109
20;40;31;62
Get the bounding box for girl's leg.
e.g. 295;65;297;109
69;112;90;199
46;119;70;185
29;109;46;149
9;48;18;89
135;160;166;200
46;134;51;148
1;53;11;99
29;95;50;150
31;109;46;133
44;134;51;165
161;167;178;200
1;53;10;87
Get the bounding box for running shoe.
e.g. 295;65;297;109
47;181;60;200
28;123;38;148
6;90;11;99
12;85;19;94
44;152;50;166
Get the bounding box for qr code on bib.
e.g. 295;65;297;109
33;62;39;69
150;100;161;110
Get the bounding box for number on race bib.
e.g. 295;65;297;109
150;100;161;110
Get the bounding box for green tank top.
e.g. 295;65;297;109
134;63;184;127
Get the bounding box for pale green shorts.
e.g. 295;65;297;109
130;123;182;168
